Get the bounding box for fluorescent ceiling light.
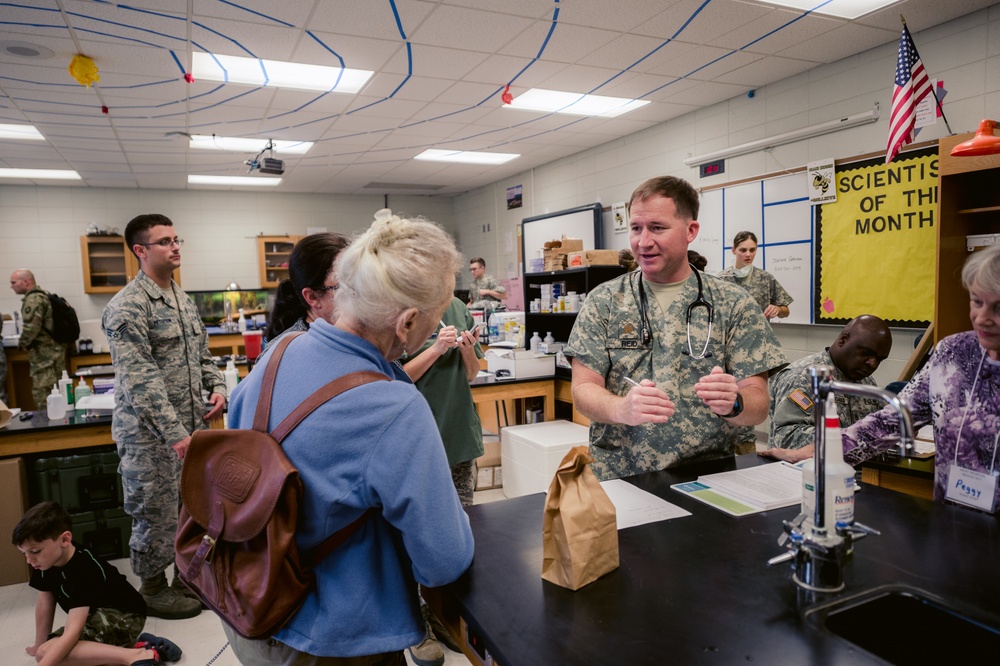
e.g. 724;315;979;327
192;52;373;93
683;103;880;166
413;149;519;165
189;135;314;155
756;0;901;20
504;88;650;117
0;124;45;140
188;175;282;186
0;168;80;179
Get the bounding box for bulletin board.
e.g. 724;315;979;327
698;173;815;324
814;147;937;328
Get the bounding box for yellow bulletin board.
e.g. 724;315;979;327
815;147;937;327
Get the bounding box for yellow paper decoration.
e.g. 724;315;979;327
68;55;100;87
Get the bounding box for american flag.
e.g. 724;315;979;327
886;24;932;163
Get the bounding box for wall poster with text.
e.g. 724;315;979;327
815;146;937;327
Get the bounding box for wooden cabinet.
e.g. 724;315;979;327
936;133;1000;342
523;265;626;378
257;235;302;289
80;236;180;294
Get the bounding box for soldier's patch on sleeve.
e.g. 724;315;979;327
106;321;128;340
787;389;813;412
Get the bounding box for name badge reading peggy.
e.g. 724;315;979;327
945;464;997;513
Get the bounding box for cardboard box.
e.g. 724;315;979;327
0;457;31;585
479;438;501;467
542;236;584;271
485;349;555;379
567;249;621;267
501;420;589;498
476;465;502;490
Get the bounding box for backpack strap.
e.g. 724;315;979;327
270;371;389;443
251;332;305;432
302;507;377;570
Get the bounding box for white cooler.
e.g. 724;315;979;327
500;420;590;498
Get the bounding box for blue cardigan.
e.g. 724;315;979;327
228;318;474;657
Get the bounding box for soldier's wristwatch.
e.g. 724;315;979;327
723;392;744;419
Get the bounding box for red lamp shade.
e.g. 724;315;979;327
950;119;1000;156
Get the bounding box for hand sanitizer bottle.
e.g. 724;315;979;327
238;309;248;333
74;377;91;410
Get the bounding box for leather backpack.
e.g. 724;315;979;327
175;332;388;639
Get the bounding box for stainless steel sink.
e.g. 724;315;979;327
804;585;1000;664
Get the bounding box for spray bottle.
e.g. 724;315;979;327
801;394;856;530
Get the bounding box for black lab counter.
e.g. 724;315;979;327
437;455;999;665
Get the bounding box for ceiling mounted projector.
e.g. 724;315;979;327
259;157;285;175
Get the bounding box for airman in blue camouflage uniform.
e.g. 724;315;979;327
10;270;67;408
103;214;226;619
564;177;786;481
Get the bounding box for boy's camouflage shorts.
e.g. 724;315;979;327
49;607;145;647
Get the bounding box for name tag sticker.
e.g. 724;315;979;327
945;464;997;513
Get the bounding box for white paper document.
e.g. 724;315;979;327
599;479;691;529
671;462;803;516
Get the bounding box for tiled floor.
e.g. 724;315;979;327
1;489;508;666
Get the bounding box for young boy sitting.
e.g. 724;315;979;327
12;501;183;666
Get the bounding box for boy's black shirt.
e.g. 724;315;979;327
30;541;146;615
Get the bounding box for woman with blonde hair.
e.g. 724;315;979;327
227;209;473;665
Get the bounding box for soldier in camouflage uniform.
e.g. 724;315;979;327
467;258;507;310
10;270;67;408
563;176;786;481
717;231;793;320
102;214;226;620
769;315;892;449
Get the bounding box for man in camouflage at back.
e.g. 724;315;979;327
769;315;892;449
563;176;786;481
102;213;226;620
10;269;68;408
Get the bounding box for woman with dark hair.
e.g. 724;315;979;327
264;232;350;349
717;230;792;320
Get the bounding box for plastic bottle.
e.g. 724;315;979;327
488;310;500;344
237;309;247;333
224;359;239;396
58;370;74;407
47;385;67;420
530;332;542;353
801;395;856;530
543;332;555;345
74;377;91;410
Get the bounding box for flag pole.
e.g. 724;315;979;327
901;15;953;135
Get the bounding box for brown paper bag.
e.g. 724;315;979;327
541;446;619;590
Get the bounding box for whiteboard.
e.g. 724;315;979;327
522;204;603;268
699;173;814;324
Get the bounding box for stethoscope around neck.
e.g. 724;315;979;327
635;264;714;359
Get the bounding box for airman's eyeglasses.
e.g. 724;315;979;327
314;285;338;293
140;238;184;248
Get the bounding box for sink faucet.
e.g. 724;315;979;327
767;365;914;592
